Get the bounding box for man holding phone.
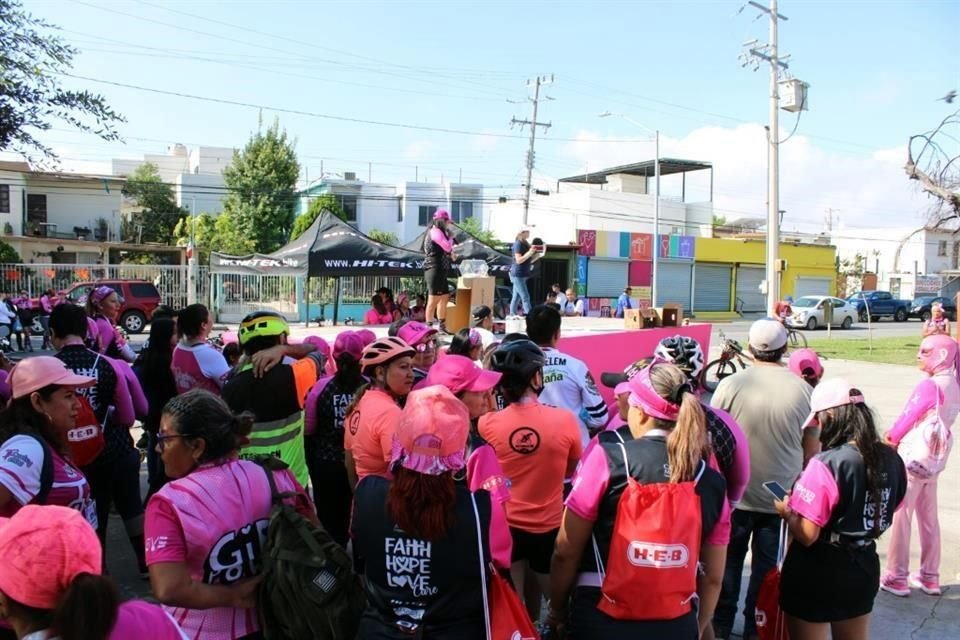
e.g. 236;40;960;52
709;319;816;640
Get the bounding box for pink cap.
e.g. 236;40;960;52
220;330;239;345
397;321;438;347
425;354;502;394
303;335;331;356
397;292;409;306
0;505;101;609
391;385;469;476
802;378;865;428
788;348;824;379
614;381;630;397
9;356;95;400
333;331;365;360
433;208;451;221
357;329;377;346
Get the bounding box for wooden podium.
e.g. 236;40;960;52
445;276;496;333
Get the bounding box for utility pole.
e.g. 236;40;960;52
187;197;197;306
511;74;553;225
741;0;790;318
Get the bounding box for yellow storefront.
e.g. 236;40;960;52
693;238;836;315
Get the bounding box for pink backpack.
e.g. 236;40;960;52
899;389;953;479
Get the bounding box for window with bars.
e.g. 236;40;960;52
335;195;357;222
0;185;9;214
451;200;474;223
418;205;438;226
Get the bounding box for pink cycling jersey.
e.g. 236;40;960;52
145;459;311;640
466;441;512;570
171;342;231;396
429;226;454;253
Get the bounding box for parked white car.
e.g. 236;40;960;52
787;296;857;330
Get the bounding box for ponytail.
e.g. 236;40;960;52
53;573;119;640
343;381;372;420
648;363;710;483
666;391;708;482
333;352;364;388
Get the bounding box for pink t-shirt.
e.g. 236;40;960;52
466;441;512;570
171;342;231;396
0;435;97;528
145;459;311;640
111;600;188;639
565;438;731;546
344;388;402;482
363;308;393;325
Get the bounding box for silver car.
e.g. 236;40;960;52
787;295;857;330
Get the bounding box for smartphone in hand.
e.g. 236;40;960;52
763;480;789;501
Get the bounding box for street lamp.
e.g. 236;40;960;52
598;112;661;306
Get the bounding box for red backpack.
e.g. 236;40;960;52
67;394;105;467
594;442;705;621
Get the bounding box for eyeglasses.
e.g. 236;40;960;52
414;342;436;353
156;433;196;450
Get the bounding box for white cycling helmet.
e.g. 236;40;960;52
655;335;706;382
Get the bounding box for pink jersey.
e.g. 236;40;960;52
145;459;311;640
171;342;231;396
0;435;97;528
466;440;512;570
363;308;393;325
111;600;188;639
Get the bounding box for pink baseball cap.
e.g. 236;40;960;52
802;378;865;428
391;385;469;475
788;348;824;379
9;356;95;400
303;335;331;356
398;321;438;347
333;331;365;360
433;208;451;221
0;505;102;609
425;354;502;395
613;381;630;397
357;329;377;346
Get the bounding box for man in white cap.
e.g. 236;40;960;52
709;318;816;640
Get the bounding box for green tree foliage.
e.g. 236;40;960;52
368;229;398;245
0;239;21;263
122;162;186;244
222;120;300;253
0;0;124;163
173;212;255;262
458;216;500;247
712;214;727;228
291;194;347;240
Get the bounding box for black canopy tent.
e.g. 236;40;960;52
210;210;427;323
404;222;512;276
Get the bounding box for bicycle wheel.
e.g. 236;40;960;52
788;329;807;349
703;358;739;393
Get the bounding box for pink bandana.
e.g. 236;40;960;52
90;286;114;305
919;334;960;385
626;359;681;421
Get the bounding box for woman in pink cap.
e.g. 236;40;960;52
145;389;314;640
397;321;439;387
0;356;97;526
882;334;960;597
788;347;825;388
422;208;456;333
0;504;186;640
351;385;496;639
303;330;367;545
85;286;136;363
776;379;906;640
396;292;413;321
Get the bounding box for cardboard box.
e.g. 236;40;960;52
656;304;683;327
446;276;496;332
624;308;658;330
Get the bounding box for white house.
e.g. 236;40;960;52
295;174;483;243
112;144;234;214
833;225;960;299
485;159;716;244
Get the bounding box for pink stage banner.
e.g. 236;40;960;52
557;324;712;408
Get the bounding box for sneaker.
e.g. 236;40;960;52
910;575;942;596
880;576;911;597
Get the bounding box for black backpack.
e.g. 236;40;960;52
26;434;54;504
255;457;365;640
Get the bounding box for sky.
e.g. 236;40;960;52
7;0;959;242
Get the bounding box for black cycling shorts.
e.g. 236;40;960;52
780;538;879;622
424;268;448;296
510;527;559;574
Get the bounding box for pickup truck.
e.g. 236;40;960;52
846;291;912;322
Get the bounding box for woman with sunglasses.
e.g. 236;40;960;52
86;286;136;363
397;321;438;387
145;389;314;640
343;338;416;489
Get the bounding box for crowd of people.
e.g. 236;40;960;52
0;287;954;640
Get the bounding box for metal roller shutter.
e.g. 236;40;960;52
694;264;732;311
586;258;628;297
736;265;766;312
656;261;692;309
794;276;831;298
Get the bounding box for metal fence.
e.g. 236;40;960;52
0;263;209;311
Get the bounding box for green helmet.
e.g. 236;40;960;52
238;311;290;345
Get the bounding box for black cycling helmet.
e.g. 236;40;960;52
490;338;545;381
654;335;706;380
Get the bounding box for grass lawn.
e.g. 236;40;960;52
804;336;923;366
